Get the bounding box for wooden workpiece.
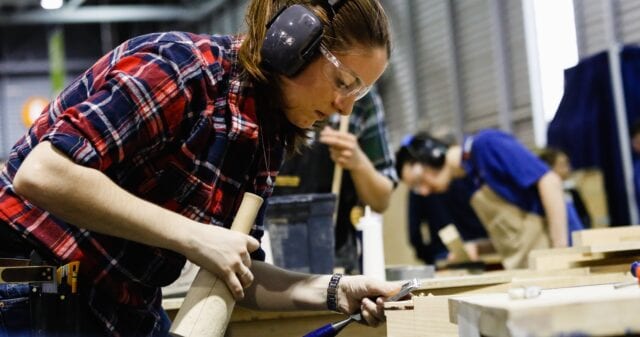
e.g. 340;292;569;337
384;270;628;337
528;227;640;271
451;283;640;337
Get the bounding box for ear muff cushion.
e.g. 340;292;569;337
261;4;324;77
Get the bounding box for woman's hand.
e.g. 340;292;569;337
336;275;401;327
182;224;260;300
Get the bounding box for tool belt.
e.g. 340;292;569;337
0;258;96;336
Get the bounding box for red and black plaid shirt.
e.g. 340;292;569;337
0;32;282;336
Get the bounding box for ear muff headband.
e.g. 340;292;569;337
404;135;448;169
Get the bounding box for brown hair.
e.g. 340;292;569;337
538;147;566;167
238;0;391;154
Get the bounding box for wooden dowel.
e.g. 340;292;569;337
169;192;264;337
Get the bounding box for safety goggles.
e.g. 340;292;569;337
319;45;372;101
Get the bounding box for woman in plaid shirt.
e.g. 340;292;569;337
0;0;399;336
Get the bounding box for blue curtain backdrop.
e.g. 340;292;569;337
548;46;640;226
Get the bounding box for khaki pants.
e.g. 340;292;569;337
470;185;551;269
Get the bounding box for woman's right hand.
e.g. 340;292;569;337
181;224;260;300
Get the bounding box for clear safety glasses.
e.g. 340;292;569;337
319;45;372;101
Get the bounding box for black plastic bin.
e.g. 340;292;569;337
264;193;336;274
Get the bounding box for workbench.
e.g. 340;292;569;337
163;297;386;337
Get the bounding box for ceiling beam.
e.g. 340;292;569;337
0;0;227;25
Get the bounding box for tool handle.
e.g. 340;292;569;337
631;261;640;278
330;115;350;226
303;323;338;337
169;193;264;337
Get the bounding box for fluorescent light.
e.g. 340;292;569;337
41;0;63;10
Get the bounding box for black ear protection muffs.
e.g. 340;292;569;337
260;1;345;77
401;134;449;169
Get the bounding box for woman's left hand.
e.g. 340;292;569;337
336;275;402;327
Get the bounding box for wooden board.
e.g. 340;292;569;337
528;244;640;271
414;274;513;293
385;271;628;337
572;226;640;246
452;283;640;337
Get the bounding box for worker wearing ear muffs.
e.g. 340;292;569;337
396;129;584;269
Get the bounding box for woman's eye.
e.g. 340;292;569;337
335;78;349;90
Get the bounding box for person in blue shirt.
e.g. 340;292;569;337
396;130;584;268
397;133;488;265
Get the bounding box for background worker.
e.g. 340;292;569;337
273;87;397;275
0;0;401;336
397;134;488;265
395;129;584;269
538;147;592;229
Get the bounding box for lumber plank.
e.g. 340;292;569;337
572;226;640;246
452;283;640;337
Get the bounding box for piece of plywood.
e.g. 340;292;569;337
452;283;640;337
572;226;640;246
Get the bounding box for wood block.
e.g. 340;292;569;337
385;301;415;337
452;283;640;337
414;295;457;336
572;226;640;246
438;224;471;262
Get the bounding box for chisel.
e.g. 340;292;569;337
303;278;420;337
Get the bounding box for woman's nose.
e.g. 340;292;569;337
333;93;356;116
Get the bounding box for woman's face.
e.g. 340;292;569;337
279;46;388;129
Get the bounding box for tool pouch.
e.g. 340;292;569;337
29;287;82;337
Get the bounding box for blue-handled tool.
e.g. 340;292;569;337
303;278;421;337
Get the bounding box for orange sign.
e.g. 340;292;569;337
21;96;49;127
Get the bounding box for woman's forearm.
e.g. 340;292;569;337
13;141;192;253
240;261;330;311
